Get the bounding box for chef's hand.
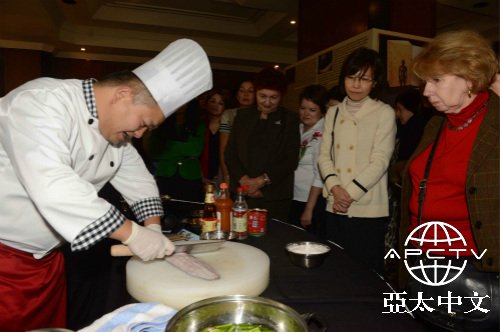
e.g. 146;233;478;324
145;223;162;233
123;221;175;261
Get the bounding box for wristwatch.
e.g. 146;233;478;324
262;173;271;186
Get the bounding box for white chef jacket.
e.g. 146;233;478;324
293;118;325;202
0;78;163;258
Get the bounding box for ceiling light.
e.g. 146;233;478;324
274;65;280;69
80;47;86;52
289;20;297;25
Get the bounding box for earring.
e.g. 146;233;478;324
468;89;472;98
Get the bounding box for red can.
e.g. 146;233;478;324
248;208;267;236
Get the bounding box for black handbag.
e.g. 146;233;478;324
406;119;499;331
407;258;499;331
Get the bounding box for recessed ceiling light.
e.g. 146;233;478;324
80;47;86;52
274;64;280;69
289;20;297;25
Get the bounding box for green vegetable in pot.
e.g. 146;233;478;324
200;323;275;332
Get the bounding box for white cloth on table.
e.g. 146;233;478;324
78;302;177;332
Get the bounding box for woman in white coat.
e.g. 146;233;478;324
318;47;396;275
0;39;212;330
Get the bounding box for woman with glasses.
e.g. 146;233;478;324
225;67;300;221
318;47;396;274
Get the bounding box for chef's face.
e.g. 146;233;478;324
99;88;165;147
421;74;473;114
299;98;323;131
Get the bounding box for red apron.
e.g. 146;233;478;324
0;242;66;332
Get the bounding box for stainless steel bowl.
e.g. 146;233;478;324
165;295;308;332
285;241;331;269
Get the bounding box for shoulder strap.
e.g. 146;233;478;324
417;117;445;227
329;107;340;161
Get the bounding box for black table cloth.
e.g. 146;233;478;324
65;212;426;331
244;219;426;332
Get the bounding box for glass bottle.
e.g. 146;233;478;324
231;186;248;240
215;182;233;232
200;183;218;234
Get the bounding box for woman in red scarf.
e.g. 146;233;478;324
399;30;499;331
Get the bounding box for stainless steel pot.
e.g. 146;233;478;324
165;295;322;331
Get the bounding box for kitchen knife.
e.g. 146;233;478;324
110;239;225;257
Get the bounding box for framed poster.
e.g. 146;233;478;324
378;34;428;87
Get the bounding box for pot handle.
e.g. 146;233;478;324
301;312;328;332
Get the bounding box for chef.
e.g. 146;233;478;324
0;39;212;331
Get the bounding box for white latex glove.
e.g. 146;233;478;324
146;223;162;233
123;221;175;261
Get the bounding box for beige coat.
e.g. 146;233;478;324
318;97;396;217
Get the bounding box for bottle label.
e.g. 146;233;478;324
200;218;217;233
205;193;215;204
232;214;247;232
216;211;222;231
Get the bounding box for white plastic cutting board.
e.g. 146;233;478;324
126;241;270;309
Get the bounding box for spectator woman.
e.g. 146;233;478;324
219;80;255;184
318;47;396;274
289;84;329;236
399;30;498;331
146;100;205;202
201;90;226;183
225;67;300;221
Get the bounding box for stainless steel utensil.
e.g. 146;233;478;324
110;239;225;257
165;295;311;332
285;241;331;269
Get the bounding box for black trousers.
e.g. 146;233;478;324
288;197;327;239
325;212;388;275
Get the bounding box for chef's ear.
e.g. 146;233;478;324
113;86;133;103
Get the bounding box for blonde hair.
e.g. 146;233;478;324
413;30;498;92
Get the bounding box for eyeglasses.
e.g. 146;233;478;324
345;75;374;84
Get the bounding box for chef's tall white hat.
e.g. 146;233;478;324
133;39;212;117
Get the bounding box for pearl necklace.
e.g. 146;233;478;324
448;102;487;131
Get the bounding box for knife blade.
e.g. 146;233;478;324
110;239;225;257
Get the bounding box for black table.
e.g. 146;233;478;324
243;219;426;332
65;216;426;331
